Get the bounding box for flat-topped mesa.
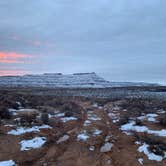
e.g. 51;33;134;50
0;72;112;88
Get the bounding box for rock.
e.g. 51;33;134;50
105;135;112;142
56;135;70;144
89;146;95;151
100;143;113;153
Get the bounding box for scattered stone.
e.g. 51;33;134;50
56;135;70;144
100;142;113;153
138;158;144;165
89;146;95;151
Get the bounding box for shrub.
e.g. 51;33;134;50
20;111;37;126
11;102;20;110
148;145;165;157
135;119;143;126
60;102;83;116
64;111;73;117
0;106;11;119
118;114;129;125
159;115;166;127
41;113;49;124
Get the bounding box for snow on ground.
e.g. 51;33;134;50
77;131;89;141
8;125;52;135
61;117;78;123
83;110;103;126
92;103;98;108
108;112;120;123
9;108;38;115
137;113;158;122
121;121;166;137
0;73;111;88
0;160;16;166
20;137;46;151
157;109;166;114
49;112;65;118
138;143;166;161
93;129;102;136
4;124;15;127
83;120;91;126
77;128;102;142
87;111;101;121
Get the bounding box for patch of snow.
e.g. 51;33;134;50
121;121;148;132
93;129;102;136
9;108;38;115
92;103;98;108
100;142;113;153
148;129;166;137
146;114;158;122
77;132;89;141
121;121;166;137
122;131;133;136
137;113;158;122
138;158;144;165
108;112;120;123
8;125;52;135
113;119;119;123
135;141;141;145
113;106;120;111
56;135;70;144
138;143;166;161
83;120;91;126
157;109;165;114
61;117;78;123
4;124;15;127
54;113;65;118
0;160;15;166
87;112;101;121
137;115;146;121
20;137;46;151
146;113;158;118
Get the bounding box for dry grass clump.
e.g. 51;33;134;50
19;111;38;126
159;114;166;127
60;102;83;117
135;118;143;126
0;106;11;119
118;114;130;125
41;112;49;124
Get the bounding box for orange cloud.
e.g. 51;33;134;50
0;52;31;63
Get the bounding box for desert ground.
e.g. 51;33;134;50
0;88;166;166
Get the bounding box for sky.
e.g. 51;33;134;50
0;0;166;83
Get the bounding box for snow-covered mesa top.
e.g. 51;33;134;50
0;73;111;88
0;73;157;88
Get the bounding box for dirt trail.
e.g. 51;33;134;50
0;99;166;166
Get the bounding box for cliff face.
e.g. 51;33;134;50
0;73;112;88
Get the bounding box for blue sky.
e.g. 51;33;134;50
0;0;166;83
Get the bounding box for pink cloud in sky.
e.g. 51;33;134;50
0;51;31;63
